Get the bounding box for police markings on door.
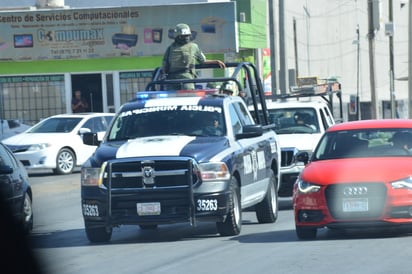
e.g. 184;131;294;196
243;150;266;179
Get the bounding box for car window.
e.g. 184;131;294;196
103;116;114;128
313;128;412;160
228;104;243;135
108;105;225;140
28;117;82;133
269;107;319;134
82;117;106;133
233;102;254;126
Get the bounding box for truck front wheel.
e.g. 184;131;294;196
216;177;241;236
255;170;278;223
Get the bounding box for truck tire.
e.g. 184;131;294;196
255;170;278;223
295;225;317;240
85;222;112;243
53;148;75;175
22;192;33;233
216;177;242;236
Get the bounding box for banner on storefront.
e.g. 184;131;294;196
0;3;237;61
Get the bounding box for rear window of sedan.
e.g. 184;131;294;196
313;128;412;160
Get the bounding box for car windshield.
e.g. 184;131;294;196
313;128;412;160
27;117;83;133
267;107;320;134
108;104;226;141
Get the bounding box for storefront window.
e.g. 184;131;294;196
119;71;153;105
0;75;65;125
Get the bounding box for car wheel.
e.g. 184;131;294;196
85;222;112;243
255;170;278;223
296;225;317;240
139;224;158;230
216;177;242;236
22;192;33;233
54;148;76;175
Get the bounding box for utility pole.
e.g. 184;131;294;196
279;0;288;95
368;0;378;119
293;17;299;82
268;0;278;99
409;0;412;118
388;0;396;118
356;25;361;120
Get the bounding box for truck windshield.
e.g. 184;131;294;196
108;105;226;141
267;107;319;134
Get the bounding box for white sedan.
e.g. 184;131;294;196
2;113;114;175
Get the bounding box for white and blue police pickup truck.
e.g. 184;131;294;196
80;62;281;242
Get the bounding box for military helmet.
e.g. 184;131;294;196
220;82;234;94
174;23;192;37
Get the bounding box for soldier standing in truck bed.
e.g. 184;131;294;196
162;23;225;90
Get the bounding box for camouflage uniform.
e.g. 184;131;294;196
162;24;207;90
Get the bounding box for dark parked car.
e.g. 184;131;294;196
0;141;33;233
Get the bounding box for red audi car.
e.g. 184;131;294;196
293;119;412;239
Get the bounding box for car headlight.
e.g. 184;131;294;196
198;162;230;181
391;176;412;189
28;143;51;151
81;162;107;187
297;178;321;193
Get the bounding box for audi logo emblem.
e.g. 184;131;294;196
343;186;368;196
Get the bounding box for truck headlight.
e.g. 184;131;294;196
81;162;107;187
198;162;230;181
297;179;321;193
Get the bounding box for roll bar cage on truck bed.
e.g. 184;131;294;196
147;62;272;127
273;76;343;122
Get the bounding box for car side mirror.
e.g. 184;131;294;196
0;164;13;174
296;151;310;165
82;132;100;146
79;127;92;135
235;124;263;140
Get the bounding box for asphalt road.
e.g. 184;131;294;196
27;170;412;274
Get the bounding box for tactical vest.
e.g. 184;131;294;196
166;43;195;74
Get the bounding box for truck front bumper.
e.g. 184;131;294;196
81;181;232;227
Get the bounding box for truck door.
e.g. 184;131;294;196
228;102;270;206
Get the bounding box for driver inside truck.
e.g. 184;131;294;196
294;112;317;131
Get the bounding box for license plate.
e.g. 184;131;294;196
136;202;161;216
342;198;368;212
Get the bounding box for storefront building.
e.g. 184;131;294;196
0;0;267;125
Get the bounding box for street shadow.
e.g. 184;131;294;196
30;228;90;248
230;226;412;244
28;168;81;177
29;222;221;248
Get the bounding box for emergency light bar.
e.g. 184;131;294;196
135;89;219;100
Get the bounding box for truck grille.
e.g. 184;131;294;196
281;148;297;167
103;156;198;224
325;183;387;220
103;158;198;189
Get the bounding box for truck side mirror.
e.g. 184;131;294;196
296;151;310;165
235;124;263;140
83;132;100;146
